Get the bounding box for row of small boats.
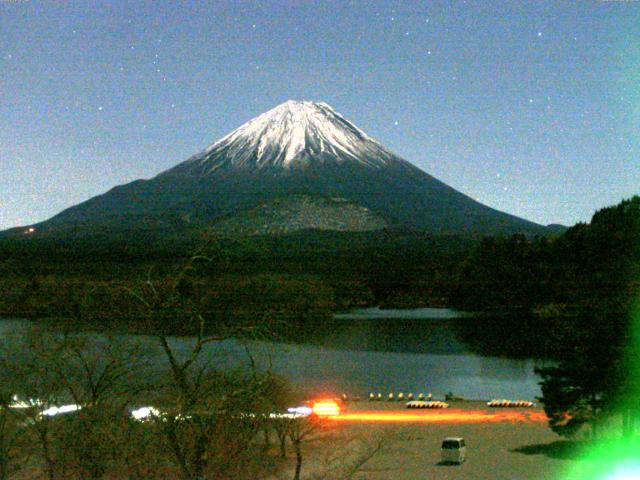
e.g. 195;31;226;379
406;400;449;409
349;393;535;408
487;399;535;408
368;393;433;402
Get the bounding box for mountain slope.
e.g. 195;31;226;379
7;100;547;238
210;195;387;236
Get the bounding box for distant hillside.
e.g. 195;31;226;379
450;195;640;313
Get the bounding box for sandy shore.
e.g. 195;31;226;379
271;401;579;480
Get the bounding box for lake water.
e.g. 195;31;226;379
0;310;546;401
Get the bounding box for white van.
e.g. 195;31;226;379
441;437;466;464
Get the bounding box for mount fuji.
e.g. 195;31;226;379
10;100;548;238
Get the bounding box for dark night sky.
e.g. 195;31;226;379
1;0;638;229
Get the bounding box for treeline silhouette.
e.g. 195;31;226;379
451;195;639;316
0;229;474;334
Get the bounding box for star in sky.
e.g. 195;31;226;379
0;0;638;230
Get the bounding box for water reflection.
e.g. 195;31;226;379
0;314;547;401
195;339;545;400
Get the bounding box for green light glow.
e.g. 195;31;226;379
560;302;640;480
602;462;640;480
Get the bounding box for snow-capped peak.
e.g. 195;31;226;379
171;100;407;175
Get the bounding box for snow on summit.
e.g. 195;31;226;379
208;100;374;163
168;100;410;176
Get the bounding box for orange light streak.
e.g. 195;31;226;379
312;400;341;416
328;409;547;424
